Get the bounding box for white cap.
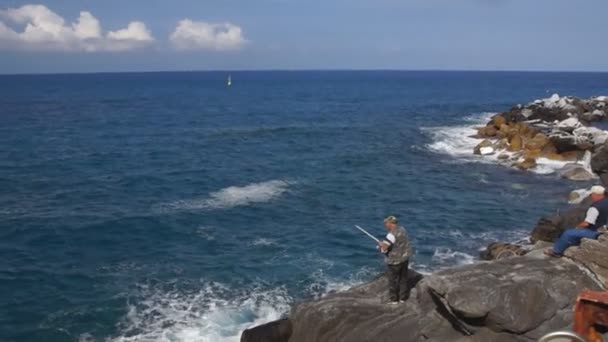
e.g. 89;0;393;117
591;185;606;195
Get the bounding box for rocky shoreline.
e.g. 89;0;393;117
241;95;608;342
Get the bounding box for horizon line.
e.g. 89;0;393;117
2;68;608;76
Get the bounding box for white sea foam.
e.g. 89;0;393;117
161;180;291;211
109;283;291;342
108;272;369;342
196;226;216;241
422;113;494;159
422;113;582;175
250;238;277;247
432;247;475;267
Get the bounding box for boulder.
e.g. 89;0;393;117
528;105;571;122
515;158;536;170
549;132;584;153
522;149;541;160
564;234;608;284
600;173;608;187
492;115;507;128
500;108;526;123
581;110;606;122
591;141;608;175
477;126;498;138
560;150;582;161
508;135;523;152
421;258;599;339
573;126;608;146
530;196;593;243
281;258;600;342
474;140;493;155
479;147;494;155
480;242;527;260
493;138;509;150
568;188;591;204
558;163;596;181
241;318;292;342
524;133;549;151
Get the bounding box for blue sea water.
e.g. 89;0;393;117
2;71;608;342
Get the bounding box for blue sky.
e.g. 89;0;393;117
0;0;607;73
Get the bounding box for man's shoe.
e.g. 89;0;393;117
543;248;562;258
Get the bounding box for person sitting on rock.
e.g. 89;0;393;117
378;215;412;304
545;185;608;258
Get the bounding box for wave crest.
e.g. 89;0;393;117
161;180;291;211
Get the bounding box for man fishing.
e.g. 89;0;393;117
379;216;412;304
356;216;412;304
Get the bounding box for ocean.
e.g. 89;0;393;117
2;71;608;342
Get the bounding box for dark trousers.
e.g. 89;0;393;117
387;260;409;302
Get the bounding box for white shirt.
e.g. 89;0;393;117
585;207;599;225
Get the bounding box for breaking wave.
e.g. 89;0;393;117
422;113;574;174
107;270;373;342
160;180;292;211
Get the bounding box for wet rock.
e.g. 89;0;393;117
556;117;583;132
573;126;608;146
479;147;494;155
568;188;591;204
474;140;493;155
514;158;536;170
477;126;497;138
493;138;509;150
508;135;523;152
524;133;549;151
530;196;593;243
591;141;608;175
480;242;527;260
558;163;596;181
491;115;507;128
549;132;582;153
241;318;292;342
564;234;608;284
560;150;582;161
281;258;600;342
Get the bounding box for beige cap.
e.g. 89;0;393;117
384;216;398;224
591;185;606;195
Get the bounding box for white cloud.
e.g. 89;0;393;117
0;4;154;52
170;19;246;51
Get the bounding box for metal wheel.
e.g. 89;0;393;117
538;331;588;342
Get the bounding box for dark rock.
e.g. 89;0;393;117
241;318;292;342
530;196;593;243
531;215;563;243
601;173;608;187
564;234;608;284
514;157;536;170
422;258;600;337
528;105;571;122
480;242;527;260
499;108;526;123
558;163;595;181
281;257;600;342
591;141;608;174
549;132;581;153
474;139;493;155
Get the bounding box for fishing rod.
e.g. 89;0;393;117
355;225;380;243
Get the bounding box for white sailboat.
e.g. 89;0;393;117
227;74;232;87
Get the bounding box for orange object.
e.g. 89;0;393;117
573;289;608;342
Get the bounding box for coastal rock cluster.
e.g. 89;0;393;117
242;254;602;342
473;94;608;180
241;95;608;342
